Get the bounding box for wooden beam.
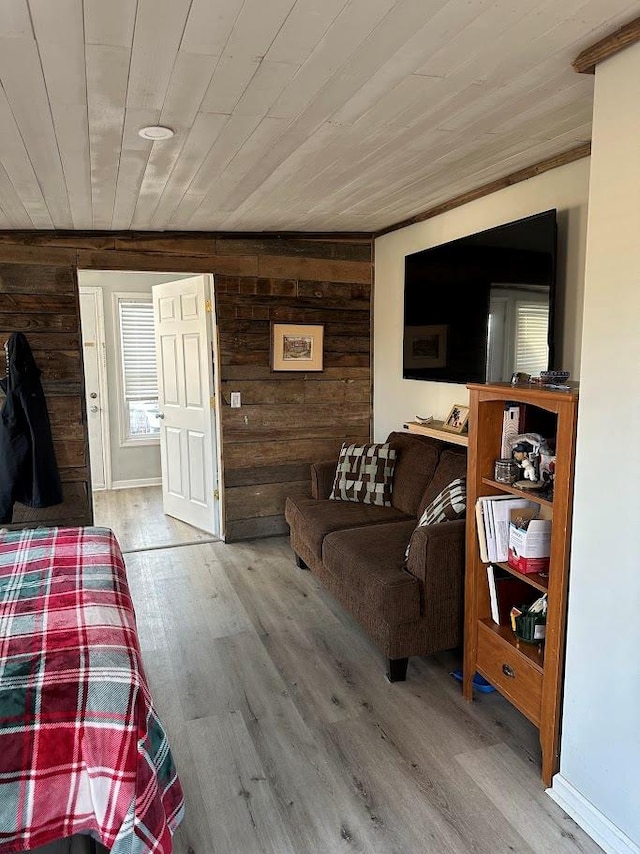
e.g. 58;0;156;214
375;143;591;238
258;255;372;285
0;231;373;265
75;248;259;276
572;15;640;75
0;229;372;247
0;244;76;265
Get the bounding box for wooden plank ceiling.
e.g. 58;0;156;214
0;0;636;233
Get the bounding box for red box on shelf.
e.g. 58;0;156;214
508;512;551;574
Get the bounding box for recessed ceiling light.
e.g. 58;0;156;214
138;125;175;140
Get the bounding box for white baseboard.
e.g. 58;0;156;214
109;477;162;490
548;775;640;854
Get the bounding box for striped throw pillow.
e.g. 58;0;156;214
405;477;466;560
418;477;467;526
329;442;397;506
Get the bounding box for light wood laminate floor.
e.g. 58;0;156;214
121;536;602;854
93;486;218;553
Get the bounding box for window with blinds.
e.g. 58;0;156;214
117;298;160;440
514;301;549;376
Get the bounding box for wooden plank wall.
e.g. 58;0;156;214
214;238;372;540
0;233;373;540
0;261;92;528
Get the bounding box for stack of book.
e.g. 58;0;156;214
474;495;538;563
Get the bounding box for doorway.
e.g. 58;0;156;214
78;270;223;552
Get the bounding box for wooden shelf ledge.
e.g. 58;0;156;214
403;420;469;447
481;477;553;507
493;561;549;593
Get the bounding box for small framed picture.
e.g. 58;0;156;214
403;324;447;368
271;323;324;372
443;404;470;434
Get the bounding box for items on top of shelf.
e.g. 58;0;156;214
539;370;570;384
511;369;571;389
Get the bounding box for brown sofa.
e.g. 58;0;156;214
284;431;467;681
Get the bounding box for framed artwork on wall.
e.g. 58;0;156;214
271;323;324;372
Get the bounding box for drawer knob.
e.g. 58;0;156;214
502;663;515;678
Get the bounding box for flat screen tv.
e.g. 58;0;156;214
403;210;557;384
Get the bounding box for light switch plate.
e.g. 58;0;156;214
230;392;241;408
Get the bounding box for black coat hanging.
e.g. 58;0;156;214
0;332;63;523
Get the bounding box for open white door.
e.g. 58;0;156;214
79;286;110;490
153;275;219;536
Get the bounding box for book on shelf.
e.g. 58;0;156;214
475;495;538;563
475;499;489;562
482;497;497;562
486;564;538;625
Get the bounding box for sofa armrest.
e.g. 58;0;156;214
311;460;338;499
406;518;466;612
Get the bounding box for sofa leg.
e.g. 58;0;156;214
294;552;309;570
387;657;409;683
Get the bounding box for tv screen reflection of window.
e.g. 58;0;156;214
403;210;558;384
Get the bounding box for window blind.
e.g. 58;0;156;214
514;301;549;375
118;300;158;401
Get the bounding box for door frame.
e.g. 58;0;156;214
208;274;226;540
78;285;112;490
78;268;224;539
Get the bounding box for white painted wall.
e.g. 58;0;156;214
373;157;590;441
78;270;192;487
551;45;640;852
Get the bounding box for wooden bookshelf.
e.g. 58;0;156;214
403;420;469;447
463;382;578;785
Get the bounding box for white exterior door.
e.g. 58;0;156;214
79;287;110;490
153;276;219;536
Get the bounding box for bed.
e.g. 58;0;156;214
0;526;184;853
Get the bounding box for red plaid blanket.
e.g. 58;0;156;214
0;526;184;853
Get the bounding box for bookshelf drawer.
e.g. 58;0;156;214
477;622;543;726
